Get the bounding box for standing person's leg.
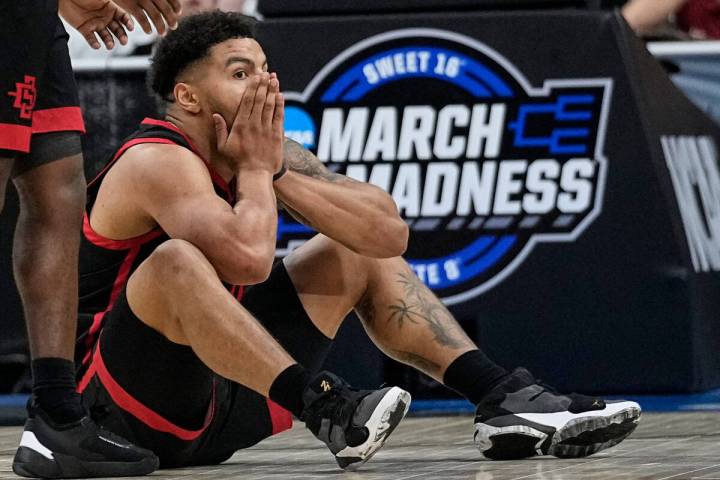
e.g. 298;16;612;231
12;144;85;420
0;4;88;424
282;234;641;460
9;12;160;479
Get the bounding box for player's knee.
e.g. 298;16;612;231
22;175;85;228
327;237;376;276
52;165;86;215
14;152;86;225
151;239;212;279
309;235;375;289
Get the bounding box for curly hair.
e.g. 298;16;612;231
148;10;257;102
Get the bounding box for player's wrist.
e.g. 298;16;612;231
273;164;287;182
233;165;275;181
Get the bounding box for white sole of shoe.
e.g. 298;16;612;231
475;401;641;460
336;387;412;470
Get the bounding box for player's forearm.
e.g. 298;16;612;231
274;171;408;258
229;169;278;281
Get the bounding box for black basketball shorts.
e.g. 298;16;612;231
77;261;333;468
0;0;85;158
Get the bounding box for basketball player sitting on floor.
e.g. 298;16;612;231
67;11;641;471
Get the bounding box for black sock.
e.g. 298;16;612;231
268;364;312;418
31;357;86;425
443;350;509;405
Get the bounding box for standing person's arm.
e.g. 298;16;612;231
59;0;134;49
59;0;182;50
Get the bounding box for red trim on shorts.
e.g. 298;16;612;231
83;213;163;251
82;245;143;365
141;118;232;198
83;339;216;441
266;399;293;435
87;137;177;188
31;107;86;134
0;123;31;153
77;359;97;394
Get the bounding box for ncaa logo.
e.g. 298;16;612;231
281;28;611;305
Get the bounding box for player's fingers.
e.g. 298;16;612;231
272;93;285;134
97;27;115;50
151;0;179;30
262;78;279;126
108;19;129;45
127;5;152;34
238;75;260;121
117;9;134;32
251;74;269;122
213;114;229;147
141;0;166;35
81;29;102;50
165;0;182;14
262;89;277;127
268;74;280;94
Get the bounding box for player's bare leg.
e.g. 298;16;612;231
126;237;411;469
285;234;641;460
284;234;479;381
12;154;85;361
126;238;297;396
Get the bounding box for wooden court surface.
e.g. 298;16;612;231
1;413;719;479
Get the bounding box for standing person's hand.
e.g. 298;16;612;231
114;0;182;35
213;73;285;176
59;0;134;50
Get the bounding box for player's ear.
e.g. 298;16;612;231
174;83;201;114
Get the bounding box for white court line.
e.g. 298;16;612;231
656;464;720;480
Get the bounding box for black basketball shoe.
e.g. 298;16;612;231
474;368;641;460
12;400;158;478
301;371;411;470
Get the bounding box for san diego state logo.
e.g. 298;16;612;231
280;28;611;304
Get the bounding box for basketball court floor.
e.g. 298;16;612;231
0;412;718;479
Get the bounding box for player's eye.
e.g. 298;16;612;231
234;71;248;79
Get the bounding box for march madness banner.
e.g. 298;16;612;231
258;10;720;393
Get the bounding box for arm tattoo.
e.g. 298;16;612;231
386;272;471;349
283;139;356;183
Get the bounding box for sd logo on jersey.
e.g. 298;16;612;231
280;28;612;305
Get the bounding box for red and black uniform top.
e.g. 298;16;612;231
75;118;244;374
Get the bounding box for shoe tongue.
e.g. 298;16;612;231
307;371;344;395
